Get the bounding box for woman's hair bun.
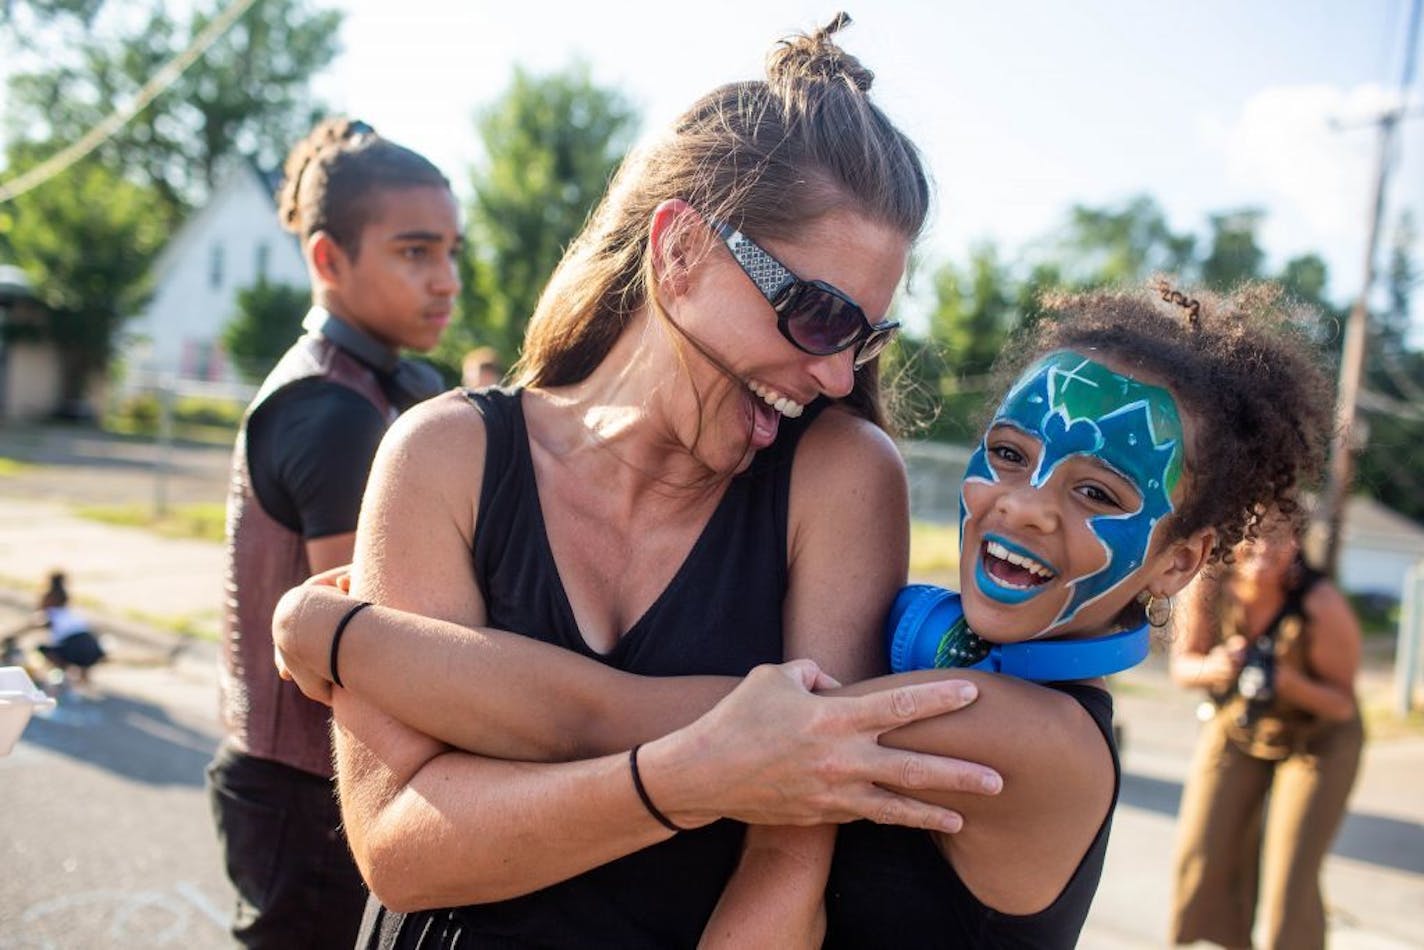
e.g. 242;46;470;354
766;12;875;96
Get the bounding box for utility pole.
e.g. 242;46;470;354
1316;0;1423;575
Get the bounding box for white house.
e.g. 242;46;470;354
125;161;307;386
1336;495;1424;602
0;265;63;422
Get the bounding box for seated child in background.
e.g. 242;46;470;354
9;571;106;693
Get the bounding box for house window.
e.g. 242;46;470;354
255;242;270;283
209;243;225;290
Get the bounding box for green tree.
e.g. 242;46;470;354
1276;252;1344;350
923;244;1018;442
2;0;338;411
1200;209;1266;290
929;245;1013;376
440;63;638;371
1012;261;1063;338
221;279;309;383
1053;195;1196;288
4;0;341;228
1355;212;1424;520
1;0;105;30
0;154;166;404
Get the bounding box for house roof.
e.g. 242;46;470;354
248;157;285;204
0;264;36;304
146;160;289;285
1343;494;1424;554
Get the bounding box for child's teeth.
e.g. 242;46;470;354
987;541;1053;578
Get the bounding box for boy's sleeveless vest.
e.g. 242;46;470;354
1212;563;1328;760
218;334;396;778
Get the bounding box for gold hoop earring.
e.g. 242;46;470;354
1143;593;1173;628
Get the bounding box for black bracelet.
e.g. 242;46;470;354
629;744;685;833
328;600;372;689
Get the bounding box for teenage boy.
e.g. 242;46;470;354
207;118;460;949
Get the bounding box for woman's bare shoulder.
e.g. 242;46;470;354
378;390;491;482
796;405;905;481
1302;579;1362;646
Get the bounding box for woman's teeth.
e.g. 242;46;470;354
985;540;1055;581
748;381;804;418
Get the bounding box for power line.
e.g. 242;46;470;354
0;0;260;205
1315;0;1424;574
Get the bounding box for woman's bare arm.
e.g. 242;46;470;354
1169;573;1243;692
330;393;996;911
276;586;733;760
1276;581;1360;722
700;409;917;947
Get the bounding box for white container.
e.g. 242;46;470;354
0;666;56;756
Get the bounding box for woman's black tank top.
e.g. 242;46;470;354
361;388;817;949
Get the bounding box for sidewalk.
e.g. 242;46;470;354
1;438;1421;947
0;496;225;643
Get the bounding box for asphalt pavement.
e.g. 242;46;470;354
0;423;1421;948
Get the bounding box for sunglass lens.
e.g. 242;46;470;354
853;328;895;367
786;291;864;355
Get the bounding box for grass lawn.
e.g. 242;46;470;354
909;520;959;585
74;501;227;543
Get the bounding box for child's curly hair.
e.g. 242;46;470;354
994;282;1332;564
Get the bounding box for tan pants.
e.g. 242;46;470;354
1169;711;1363;949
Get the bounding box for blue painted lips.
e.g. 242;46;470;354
975;534;1058;605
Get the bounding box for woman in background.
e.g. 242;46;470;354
1170;510;1364;949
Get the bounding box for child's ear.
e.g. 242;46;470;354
649;198;704;299
1149;527;1216;599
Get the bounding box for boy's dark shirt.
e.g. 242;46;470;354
246;377;387;538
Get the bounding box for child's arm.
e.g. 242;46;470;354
699;825;834;950
699;409;917;946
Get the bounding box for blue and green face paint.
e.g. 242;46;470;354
960;350;1185;631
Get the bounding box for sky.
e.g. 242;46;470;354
308;0;1424;336
0;0;1419;334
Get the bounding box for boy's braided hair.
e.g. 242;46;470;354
277;117;449;258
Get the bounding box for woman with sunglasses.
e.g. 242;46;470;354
279;17;1002;949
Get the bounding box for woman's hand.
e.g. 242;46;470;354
1199;636;1247;692
638;660;1001;834
272;568;356;705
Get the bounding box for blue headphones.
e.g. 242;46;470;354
886;584;1150;682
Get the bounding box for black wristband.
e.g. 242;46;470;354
629;744;685;833
328;600;372;689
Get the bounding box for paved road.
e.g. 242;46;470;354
2;424;1421;948
0;631;235;949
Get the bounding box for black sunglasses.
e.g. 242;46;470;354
709;218;899;368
